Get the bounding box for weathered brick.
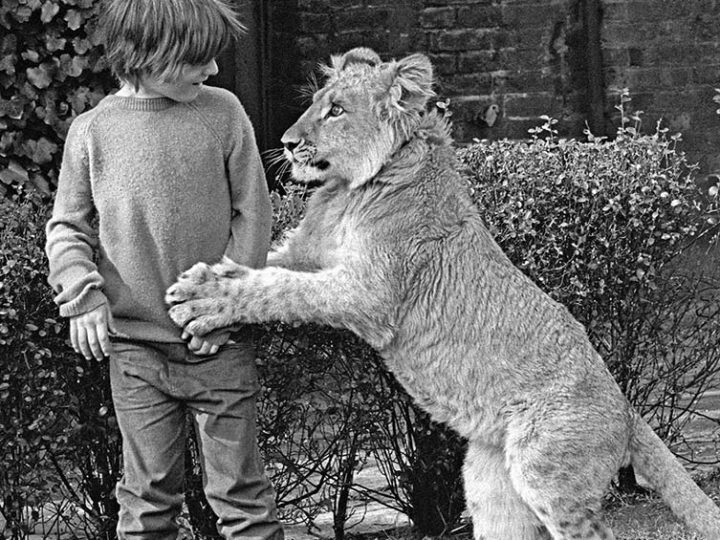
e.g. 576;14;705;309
500;0;562;4
496;47;547;72
298;12;333;33
456;5;503;28
297;35;322;56
642;43;712;66
335;8;396;32
501;68;557;93
365;0;423;7
458;50;500;73
503;28;549;51
420;7;456;28
602;47;630;68
652;88;704;112
622;66;693;91
326;0;365;8
448;96;497;122
602;0;629;22
692;13;720;40
437;72;493;96
428;52;458;75
501;2;567;28
495;117;544;140
664;111;693;134
692;64;720;85
387;32;414;55
297;0;337;11
503;91;561;117
601;22;663;47
626;0;695;21
425;0;493;5
430;28;501;51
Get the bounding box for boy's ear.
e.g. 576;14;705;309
383;53;435;113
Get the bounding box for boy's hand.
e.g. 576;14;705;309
183;329;231;356
70;303;117;361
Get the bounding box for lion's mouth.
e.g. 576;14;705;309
311;159;330;171
287;153;329;171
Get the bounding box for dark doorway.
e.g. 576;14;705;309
211;0;271;151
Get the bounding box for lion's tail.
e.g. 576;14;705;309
630;413;720;539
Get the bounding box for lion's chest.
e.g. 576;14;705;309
291;196;362;268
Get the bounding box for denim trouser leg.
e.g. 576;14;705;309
110;341;281;540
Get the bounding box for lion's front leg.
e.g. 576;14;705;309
165;259;394;348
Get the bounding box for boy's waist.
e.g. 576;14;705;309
111;318;252;347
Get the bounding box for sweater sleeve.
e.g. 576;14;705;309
223;103;272;268
45;117;108;317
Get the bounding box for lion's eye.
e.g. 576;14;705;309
328;104;345;117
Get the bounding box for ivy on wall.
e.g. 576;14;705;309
0;0;115;198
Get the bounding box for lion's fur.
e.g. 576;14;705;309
167;49;720;539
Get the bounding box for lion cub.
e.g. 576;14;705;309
166;48;720;539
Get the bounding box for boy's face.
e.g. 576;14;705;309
141;59;219;103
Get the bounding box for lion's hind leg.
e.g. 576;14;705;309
463;442;549;540
508;472;615;540
505;412;622;540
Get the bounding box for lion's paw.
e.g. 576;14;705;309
167;299;233;336
165;261;254;335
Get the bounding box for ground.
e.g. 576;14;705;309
282;468;720;540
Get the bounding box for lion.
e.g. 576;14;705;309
166;48;720;539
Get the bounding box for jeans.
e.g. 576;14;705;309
109;340;282;540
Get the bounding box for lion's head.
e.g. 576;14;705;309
281;47;435;189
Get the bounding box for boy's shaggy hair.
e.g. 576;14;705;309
100;0;245;88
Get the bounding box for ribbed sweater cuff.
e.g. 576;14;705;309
58;288;108;318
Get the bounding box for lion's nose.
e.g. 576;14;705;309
283;139;300;152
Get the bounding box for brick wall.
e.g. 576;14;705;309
601;0;720;175
265;0;720;175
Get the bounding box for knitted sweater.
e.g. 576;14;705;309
45;85;272;343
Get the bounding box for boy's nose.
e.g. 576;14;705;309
205;59;219;77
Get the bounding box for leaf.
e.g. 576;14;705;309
26;64;53;89
0;54;15;75
0;96;24;120
72;37;91;55
40;1;60;23
0;160;29;185
31;174;51;195
67;86;88;113
46;34;67;52
65;9;83;31
23;137;59;164
60;54;87;77
14;6;33;22
21;49;40;62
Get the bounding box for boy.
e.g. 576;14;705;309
44;1;282;539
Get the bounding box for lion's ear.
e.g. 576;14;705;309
384;53;435;113
331;47;382;72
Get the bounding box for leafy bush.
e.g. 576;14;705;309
458;94;720;466
0;193;120;539
0;0;114;198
